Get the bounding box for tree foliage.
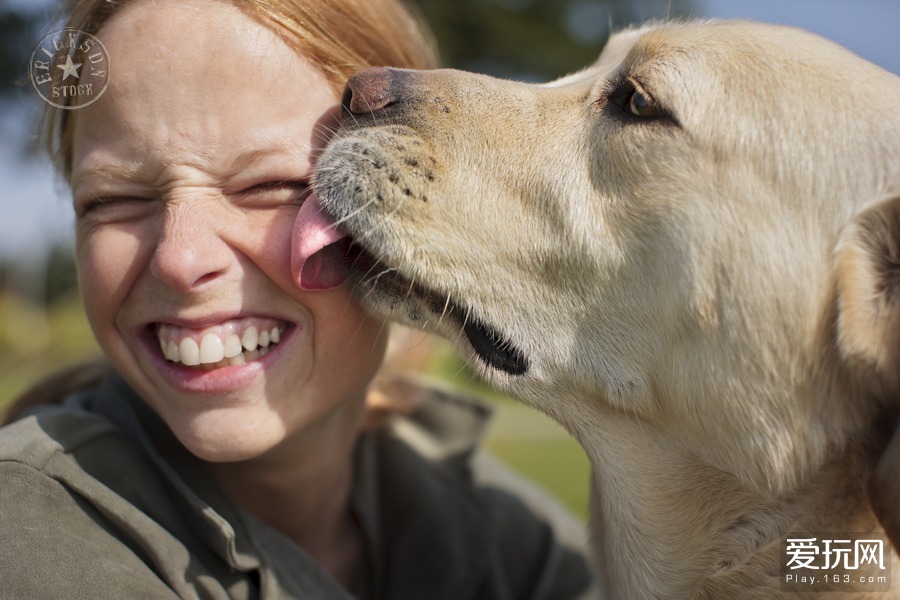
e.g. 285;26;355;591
411;0;694;81
0;2;46;98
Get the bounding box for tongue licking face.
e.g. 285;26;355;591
292;196;530;375
291;195;349;290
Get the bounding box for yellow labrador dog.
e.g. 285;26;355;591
295;20;900;599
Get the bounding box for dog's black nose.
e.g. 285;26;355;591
342;67;404;114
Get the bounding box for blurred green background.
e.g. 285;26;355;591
2;0;700;520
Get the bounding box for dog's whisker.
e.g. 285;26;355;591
332;198;378;229
370;267;397;285
436;290;454;330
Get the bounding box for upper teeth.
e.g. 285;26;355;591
157;319;285;368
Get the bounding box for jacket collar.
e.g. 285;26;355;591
80;373;496;600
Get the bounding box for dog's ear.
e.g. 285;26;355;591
870;425;900;551
834;193;900;548
834;193;900;396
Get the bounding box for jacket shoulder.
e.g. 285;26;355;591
368;377;596;599
0;406;120;469
0;409;177;598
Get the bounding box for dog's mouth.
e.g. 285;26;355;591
461;312;529;376
346;242;529;376
293;197;529;376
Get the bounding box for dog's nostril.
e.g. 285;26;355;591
340;83;354;114
344;67;397;114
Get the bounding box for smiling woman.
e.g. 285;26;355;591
67;10;354;444
0;0;595;598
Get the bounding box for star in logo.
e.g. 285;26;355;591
57;54;83;81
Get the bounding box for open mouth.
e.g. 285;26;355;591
460;312;529;375
155;318;288;371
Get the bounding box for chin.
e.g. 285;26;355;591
166;405;287;463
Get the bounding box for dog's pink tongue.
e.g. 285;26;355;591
291;194;349;290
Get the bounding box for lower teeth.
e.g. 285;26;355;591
174;345;273;370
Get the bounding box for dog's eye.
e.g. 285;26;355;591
605;79;669;122
628;89;663;118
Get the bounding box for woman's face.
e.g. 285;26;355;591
70;0;387;461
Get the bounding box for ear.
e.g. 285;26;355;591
836;193;900;547
869;424;900;551
834;193;900;395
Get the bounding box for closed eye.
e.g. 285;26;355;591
234;179;311;207
75;195;155;220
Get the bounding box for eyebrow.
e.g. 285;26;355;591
227;146;315;175
228;148;288;173
72;147;310;189
71;163;145;188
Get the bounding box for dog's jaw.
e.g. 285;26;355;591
313;131;543;379
340;249;532;376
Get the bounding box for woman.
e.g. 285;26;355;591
0;0;594;598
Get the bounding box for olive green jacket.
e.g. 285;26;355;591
0;375;593;599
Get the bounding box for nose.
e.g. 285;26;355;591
341;67;409;115
150;203;231;292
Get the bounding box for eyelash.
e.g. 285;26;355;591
237;179;311;201
77;179;313;216
76;195;148;217
602;77;671;122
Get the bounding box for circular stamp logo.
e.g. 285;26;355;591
30;28;110;110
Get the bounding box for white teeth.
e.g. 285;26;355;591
166;341;180;362
241;326;258;351
199;333;225;364
224;334;243;358
179;338;201;366
159;322;285;369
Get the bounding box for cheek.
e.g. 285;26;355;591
316;300;388;389
76;225;146;339
236;207;297;290
238;207;389;378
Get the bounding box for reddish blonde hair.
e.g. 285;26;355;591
42;0;438;179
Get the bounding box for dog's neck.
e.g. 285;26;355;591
569;410;896;599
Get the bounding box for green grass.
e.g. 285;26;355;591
484;402;590;518
421;335;591;519
0;292;101;412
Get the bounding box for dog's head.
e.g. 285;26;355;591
309;20;900;488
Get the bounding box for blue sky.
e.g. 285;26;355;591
3;0;899;259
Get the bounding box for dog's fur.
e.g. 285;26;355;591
311;20;900;598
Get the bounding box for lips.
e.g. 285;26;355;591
139;315;299;395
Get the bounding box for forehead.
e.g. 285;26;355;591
70;0;336;183
93;0;331;121
607;20;867;89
